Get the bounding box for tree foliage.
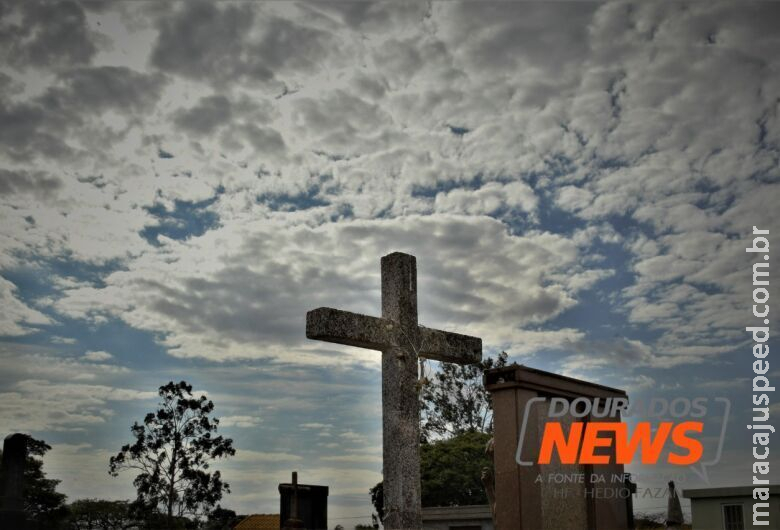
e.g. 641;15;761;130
203;505;241;530
368;481;383;523
420;351;508;440
67;499;133;530
420;431;492;507
108;381;235;527
0;435;68;527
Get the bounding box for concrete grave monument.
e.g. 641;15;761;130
485;364;634;530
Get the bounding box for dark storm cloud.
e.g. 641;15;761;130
291;90;390;154
173;95;233;136
0;1;97;70
311;2;430;33
0;66;166;161
117;234;374;351
0;99;74;162
151;2;258;82
142;265;306;347
0;169;63;200
238;124;286;155
43;66;167;115
0;72;12;92
150;1;334;86
444;3;596;76
250;16;334;75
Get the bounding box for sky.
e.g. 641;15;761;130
0;1;778;525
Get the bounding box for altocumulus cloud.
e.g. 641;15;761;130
0;0;775;371
0;0;778;518
53;214;606;363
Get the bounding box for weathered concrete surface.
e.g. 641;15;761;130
306;308;392;351
380;253;422;530
305;252;482;530
418;326;481;364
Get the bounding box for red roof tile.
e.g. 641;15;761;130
233;513;280;530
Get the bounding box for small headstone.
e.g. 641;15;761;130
0;433;28;529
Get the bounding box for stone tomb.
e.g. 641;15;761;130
279;472;328;530
485;364;633;530
0;433;28;529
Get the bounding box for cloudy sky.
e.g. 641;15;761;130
1;0;778;524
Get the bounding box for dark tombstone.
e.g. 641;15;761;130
279;472;328;530
0;433;28;529
485;364;633;530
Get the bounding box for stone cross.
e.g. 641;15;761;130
0;433;28;529
282;471;307;530
306;252;482;529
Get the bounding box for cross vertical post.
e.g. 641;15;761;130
281;470;305;530
381;253;421;529
291;471;299;522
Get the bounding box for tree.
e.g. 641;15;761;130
420;351;508;440
203;505;241;530
368;482;383;523
420;431;492;507
127;507;195;530
0;435;68;528
67;499;134;530
109;381;235;528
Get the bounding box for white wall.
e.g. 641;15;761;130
690;496;780;530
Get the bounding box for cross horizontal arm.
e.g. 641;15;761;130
418;327;482;365
306;307;394;351
280;484;312;491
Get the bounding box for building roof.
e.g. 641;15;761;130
484;364;627;398
422;504;493;521
233;514;280;530
683;485;780;499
